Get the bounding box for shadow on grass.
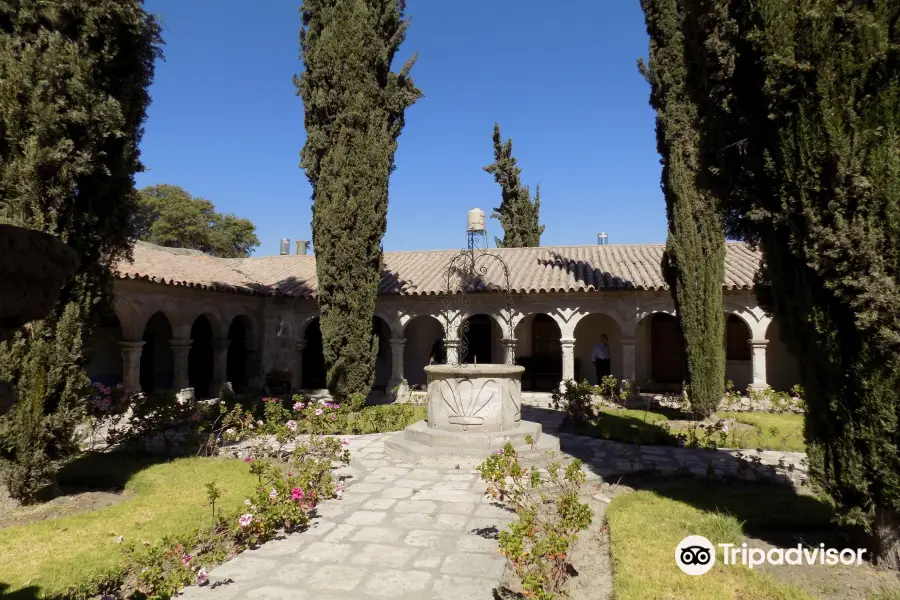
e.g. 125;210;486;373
560;410;680;447
616;473;870;554
0;582;42;600
55;451;170;492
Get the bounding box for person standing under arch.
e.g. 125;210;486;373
592;334;611;382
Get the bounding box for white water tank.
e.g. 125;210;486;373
467;208;485;232
279;238;290;255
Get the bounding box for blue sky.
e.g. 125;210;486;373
138;0;664;256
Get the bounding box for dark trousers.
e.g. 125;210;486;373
594;359;611;382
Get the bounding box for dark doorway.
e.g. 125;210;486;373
651;313;685;384
227;316;250;392
140;311;174;393
188;316;214;398
461;314;493;364
302;319;326;389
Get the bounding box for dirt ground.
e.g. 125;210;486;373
0;485;130;529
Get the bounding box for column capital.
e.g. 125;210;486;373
501;337;517;345
389;337;406;347
444;338;461;347
170;338;192;350
212;338;230;351
118;340;145;351
621;336;637;347
748;338;768;348
560;337;576;348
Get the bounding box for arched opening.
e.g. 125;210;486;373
140;312;174;393
766;319;800;392
515;313;562;391
302;318;326;390
573;313;623;384
639;313;684;390
188;315;215;398
372;316;392;393
227;315;252;393
459;313;500;365
725;314;752;392
85;305;123;386
403;315;445;387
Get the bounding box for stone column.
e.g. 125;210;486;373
560;337;576;383
444;338;460;366
211;339;230;397
501;338;517;365
388;337;405;390
621;336;637;383
118;340;145;393
294;340;306;391
170;339;192;391
749;338;768;389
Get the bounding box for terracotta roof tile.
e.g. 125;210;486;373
117;241;760;298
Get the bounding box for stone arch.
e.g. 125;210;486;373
226;315;254;393
765;319;800;392
724;313;753;391
113;295;144;340
140;311;174;393
459;313;502;365
573;313;623;384
189;315;215;398
374;307;403;339
514;312;562;391
372;315;393;392
403;314;445;387
635;312;685;390
86;304;123;386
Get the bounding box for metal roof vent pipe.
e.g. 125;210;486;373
295;240;309;255
279;238;290;256
597;232;608;246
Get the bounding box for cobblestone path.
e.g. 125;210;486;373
179;404;807;599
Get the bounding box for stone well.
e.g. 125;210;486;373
385;364;559;468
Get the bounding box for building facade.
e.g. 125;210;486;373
85;241;800;398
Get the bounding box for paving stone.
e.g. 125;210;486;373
433;513;469;530
243;586;310;599
344;510;387;525
372;466;411;476
361;497;397;510
349;542;416;568
268;561;317;584
438;501;476;515
412;547;446;569
432;575;499;600
411;489;484;503
403;529;459;549
208;556;277;580
363;569;433;597
323;524;357;542
359;459;391;468
473;503;517;520
391;512;437;530
456;533;500;553
363;474;399;484
347;482;389;494
394;499;438;514
306;564;366;590
350;526;404;543
315;504;348;519
394;478;432;489
381;486;413;499
407;468;444;480
295;541;352;563
441;552;506;579
447;473;478;481
432;480;474;491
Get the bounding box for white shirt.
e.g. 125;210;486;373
592;342;610;361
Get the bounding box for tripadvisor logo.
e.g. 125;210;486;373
676;536;868;575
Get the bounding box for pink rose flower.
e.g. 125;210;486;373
182;553;192;565
291;488;305;501
315;409;323;416
239;513;253;527
285;420;298;431
293;401;305;411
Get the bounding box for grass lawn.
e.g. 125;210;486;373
606;485;825;600
0;453;256;599
568;407;805;452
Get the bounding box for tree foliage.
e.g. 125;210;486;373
135;184;260;258
295;0;421;400
483;123;544;248
681;0;900;567
639;0;726;417
0;0;161;501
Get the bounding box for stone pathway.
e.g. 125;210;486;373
179;406;807;600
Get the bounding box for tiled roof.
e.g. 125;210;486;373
116;241;760;298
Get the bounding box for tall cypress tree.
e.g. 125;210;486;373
296;0;421;401
0;0;162;501
684;0;900;567
484;123;544;248
639;0;726;417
